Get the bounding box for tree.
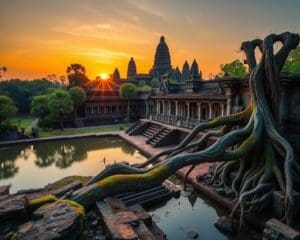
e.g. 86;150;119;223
220;59;248;78
119;83;137;122
138;80;146;87
69;86;86;119
0;95;17;125
0;66;7;80
59;75;67;87
31;95;49;129
66;64;89;87
0;79;59;113
283;46;300;75
48;90;73;131
69;33;300;229
150;78;160;88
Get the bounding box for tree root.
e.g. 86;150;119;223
68;32;300;230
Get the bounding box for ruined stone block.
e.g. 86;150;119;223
0;185;9;196
115;211;139;224
0;194;27;221
263;218;300;240
17;201;84;240
129;204;152;226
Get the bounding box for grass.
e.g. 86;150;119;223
9;116;37;129
38;124;128;138
8;115;37;135
7;114;129;138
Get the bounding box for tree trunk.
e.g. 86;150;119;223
60;112;64;131
127;100;130;122
74;104;78;119
0;114;2;126
41;115;45;130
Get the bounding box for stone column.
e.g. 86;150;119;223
226;88;233;115
221;103;225;116
168;101;171;116
145;101;149;118
197;102;201;120
156;101;159;115
163;101;166;115
208;102;213;119
186;102;190;120
175;101;178;117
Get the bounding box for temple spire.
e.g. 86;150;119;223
127;57;137;80
112;68;121;82
182;60;190;82
151;35;172;77
190;59;202;80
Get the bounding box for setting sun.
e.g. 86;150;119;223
100;73;109;80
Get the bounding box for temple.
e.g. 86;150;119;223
79;36;300;153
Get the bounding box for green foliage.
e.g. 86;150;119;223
0;95;17;124
69;86;86;105
138;85;152;92
119;83;137;100
48;90;73;130
168;79;180;85
0;79;59;113
48;90;73;117
150;78;160;88
123;118;129;124
220;59;248;78
138;80;146;87
31;95;50;127
283;46;300;75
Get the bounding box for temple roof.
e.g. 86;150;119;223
182;60;190;81
152;36;172;77
190;59;201;79
112;68;121;82
127;57;137;79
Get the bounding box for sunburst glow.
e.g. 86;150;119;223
100;73;109;80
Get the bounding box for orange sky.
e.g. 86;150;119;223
1;0;299;80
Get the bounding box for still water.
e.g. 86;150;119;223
0;137;146;192
0;136;257;239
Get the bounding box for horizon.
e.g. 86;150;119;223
1;0;299;80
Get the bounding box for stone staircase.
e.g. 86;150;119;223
96;181;180;240
127;121;150;136
147;128;173;148
126;121;141;134
141;125;162;139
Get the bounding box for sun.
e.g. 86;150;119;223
100;72;109;80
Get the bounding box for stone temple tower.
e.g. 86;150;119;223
127;57;137;80
151;36;172;77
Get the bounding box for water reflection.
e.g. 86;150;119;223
0;137;147;192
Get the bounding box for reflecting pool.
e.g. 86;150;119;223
148;177;258;240
0;136;258;239
0;136;146;192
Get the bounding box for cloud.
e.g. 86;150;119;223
52;21;152;45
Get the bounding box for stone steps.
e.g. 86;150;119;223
147;128;173;147
142;126;161;139
126;121;141;134
96;181;181;239
96;198;166;240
